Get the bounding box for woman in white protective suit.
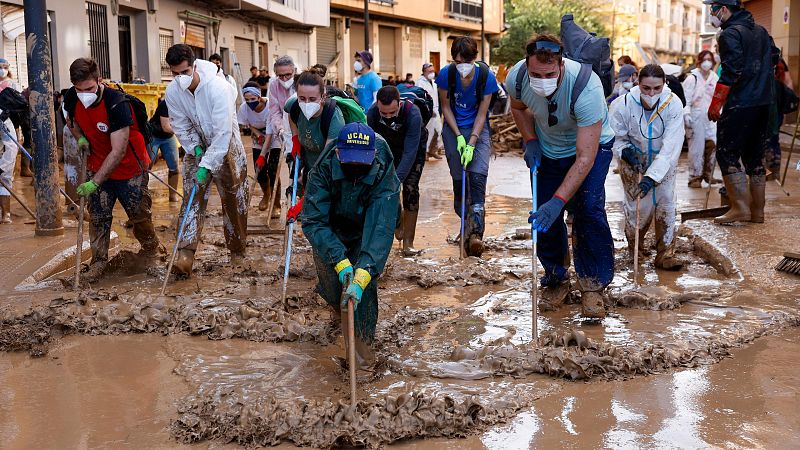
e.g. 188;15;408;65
682;50;720;188
610;64;686;271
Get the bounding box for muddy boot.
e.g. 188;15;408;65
230;251;246;267
0;195;11;224
655;253;684;271
702;140;721;184
271;179;282;218
82;260;108;284
581;291;606;319
719;187;729;207
714;172;751;224
540;279;570;311
687;177;703;188
465;203;485;257
394;210;405;243
168;171;180;203
748;174;765;223
402;210;420;256
172;249;195;276
19;156;33;177
258;181;270;211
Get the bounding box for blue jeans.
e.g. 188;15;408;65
148;136;179;172
537;140;614;290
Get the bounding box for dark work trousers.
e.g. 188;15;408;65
251;146;280;186
401;152;426;211
313;246;379;343
716;105;770;176
536;140;615;290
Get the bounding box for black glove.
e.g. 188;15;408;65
635;176;655;199
621;145;643;173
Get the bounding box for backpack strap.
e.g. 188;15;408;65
476;62;488;105
320;98;337;140
447;62;457;113
515;62;527;100
570;63;593;118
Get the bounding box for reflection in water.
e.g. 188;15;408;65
557;396;578;435
652;368;711;448
605;399;647;448
481;409;540;450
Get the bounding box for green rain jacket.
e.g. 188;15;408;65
301;135;400;278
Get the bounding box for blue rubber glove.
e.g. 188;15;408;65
528;196;566;232
621;145;643;172
635;176;655;199
342;268;370;311
335;259;354;285
196;167;210;184
523;139;542;169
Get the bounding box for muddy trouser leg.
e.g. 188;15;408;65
62;126;80;202
251;147;270;186
313;247;379;343
764;134;782;175
570;141;615;291
687;116;706;179
716;106;769;177
267;145;281;208
619;158;654;257
442;123;491;216
652;169;677;265
215;141;249;255
178;154;211;253
123;171;160;254
535;156;570;287
87;175;117;264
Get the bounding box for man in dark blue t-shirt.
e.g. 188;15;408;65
437;36;498;257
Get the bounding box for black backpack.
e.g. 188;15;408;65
0;87;29;130
109;84;153;145
665;75;686;107
396;84;434;125
447;61;498;113
325;85;351;99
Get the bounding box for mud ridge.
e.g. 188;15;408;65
679;227;739;277
171;385;548;448
0;293;335;356
384;257;506;288
607;288;719;311
391;312;800;381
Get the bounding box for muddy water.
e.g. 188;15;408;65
1;155;800;448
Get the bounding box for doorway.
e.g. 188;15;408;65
429;52;441;73
118;15;132;82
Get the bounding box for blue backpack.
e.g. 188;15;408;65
396;84;434;126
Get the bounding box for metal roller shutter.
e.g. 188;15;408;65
234;37;253;74
185;23;206;49
379;26;396;75
744;0;772;33
350;22;365;55
317;20;337;66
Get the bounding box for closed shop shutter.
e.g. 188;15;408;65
234;37;253;75
379;26;396;75
3;34;27;89
317;19;337;66
350;22;365;55
745;0;772;33
185;23;206;48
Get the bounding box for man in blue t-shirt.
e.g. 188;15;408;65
353;51;382;110
505;35;616;319
437;36;499;257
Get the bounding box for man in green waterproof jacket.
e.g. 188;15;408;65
301;122;400;370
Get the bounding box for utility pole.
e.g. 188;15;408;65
25;0;63;236
481;0;485;60
364;0;370;51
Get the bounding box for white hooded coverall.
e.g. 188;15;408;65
610;86;685;264
682;68;718;179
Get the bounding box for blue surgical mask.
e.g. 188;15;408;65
247;100;260;111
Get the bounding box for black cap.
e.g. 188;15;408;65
702;0;740;6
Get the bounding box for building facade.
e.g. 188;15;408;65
326;0;504;87
0;0;329;91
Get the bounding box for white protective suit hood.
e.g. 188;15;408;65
166;59;241;174
608;85;685;184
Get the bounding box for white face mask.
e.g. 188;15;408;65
0;69;7;78
456;63;474;78
622;81;634;90
700;60;714;71
299;101;321;119
529;77;558;97
175;73;193;91
640;93;660;108
710;10;723;28
280;78;294;89
354;61;364;72
77;90;98;109
426;72;436;80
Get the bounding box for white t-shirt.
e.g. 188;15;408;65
237;101;273;149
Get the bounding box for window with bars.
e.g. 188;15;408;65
159;29;174;81
447;0;483;22
85;2;110;78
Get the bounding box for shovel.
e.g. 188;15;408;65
160;184;198;295
73;146;89;291
340;279;358;405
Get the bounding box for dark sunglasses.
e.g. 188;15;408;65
547;100;559;127
526;40;563;56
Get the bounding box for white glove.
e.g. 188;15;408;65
684;114;693;128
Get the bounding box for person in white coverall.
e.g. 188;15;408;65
165;44;249;275
682;50;719;188
610;64;685;271
0;114;16;223
415;62;444;159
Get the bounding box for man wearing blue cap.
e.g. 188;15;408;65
302;122;400;370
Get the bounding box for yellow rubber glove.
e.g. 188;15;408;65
335;259;354;285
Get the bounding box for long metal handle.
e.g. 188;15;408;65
281;154;301;302
161;184;198;295
147;169;183;199
633;175;641;287
781;111;800;186
530;168;538;345
0;177;35;219
459;168;466;259
347;299;357;405
73;149;89;291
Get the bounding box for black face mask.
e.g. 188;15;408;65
341;163;372;181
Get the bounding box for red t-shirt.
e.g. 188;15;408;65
70;86;150;180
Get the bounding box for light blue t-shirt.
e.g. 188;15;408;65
506;58;615;159
354;71;382;110
436;63;500;128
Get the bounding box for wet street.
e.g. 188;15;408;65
1;151;799;448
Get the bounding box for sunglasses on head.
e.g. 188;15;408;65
526;40;563;56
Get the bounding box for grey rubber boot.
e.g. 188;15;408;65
714;172;751;224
